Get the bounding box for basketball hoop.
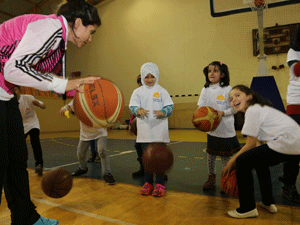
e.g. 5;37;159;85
247;0;268;11
247;0;271;76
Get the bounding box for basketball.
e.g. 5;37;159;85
129;117;137;136
221;169;239;198
73;78;124;128
142;143;174;175
192;106;220;132
41;167;73;198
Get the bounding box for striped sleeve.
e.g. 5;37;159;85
161;104;174;117
130;106;139;116
4;18;67;94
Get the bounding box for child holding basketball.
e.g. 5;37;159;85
197;61;240;190
0;1;100;223
14;85;46;176
223;85;300;218
60;101;115;185
129;62;174;197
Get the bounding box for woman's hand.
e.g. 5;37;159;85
65;76;101;92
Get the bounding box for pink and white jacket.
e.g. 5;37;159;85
0;14;69;100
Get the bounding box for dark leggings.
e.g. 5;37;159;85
236;144;300;211
0;96;40;224
25;128;43;167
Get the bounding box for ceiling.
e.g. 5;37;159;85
0;0;105;24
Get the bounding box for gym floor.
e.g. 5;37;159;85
26;129;300;207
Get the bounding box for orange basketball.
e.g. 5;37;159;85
41;167;73;198
142;143;174;175
73;79;124;128
221;169;239;198
192;106;220;132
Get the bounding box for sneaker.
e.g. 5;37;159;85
35;164;43;176
103;173;115;185
33;216;58;225
282;185;300;203
260;202;277;213
140;182;154;195
152;184;166;197
72;167;88;177
132;169;144;178
228;208;258;219
94;155;101;163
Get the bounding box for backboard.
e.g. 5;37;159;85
210;0;300;17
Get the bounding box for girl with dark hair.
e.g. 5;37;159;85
197;61;240;190
223;85;300;219
0;0;101;224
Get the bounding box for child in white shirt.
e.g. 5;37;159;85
60;100;115;185
129;62;174;197
223;85;300;219
197;61;240;190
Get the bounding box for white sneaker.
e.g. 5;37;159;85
228;208;258;219
260;202;277;213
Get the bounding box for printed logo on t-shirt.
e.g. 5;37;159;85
153;92;162;102
216;94;226;105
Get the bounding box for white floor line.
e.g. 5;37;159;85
44;150;137;171
167;141;183;146
43;140;181;171
31;197;137;225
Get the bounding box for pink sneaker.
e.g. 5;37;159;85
140;182;154;195
152;184;165;197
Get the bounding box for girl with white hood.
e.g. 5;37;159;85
129;62;174;197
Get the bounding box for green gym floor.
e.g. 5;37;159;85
26;129;300;207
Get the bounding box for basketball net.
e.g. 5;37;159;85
247;0;270;77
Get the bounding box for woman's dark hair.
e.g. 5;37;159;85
203;61;230;88
232;85;273;107
57;0;101;30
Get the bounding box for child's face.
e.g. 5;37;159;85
207;65;223;85
144;73;156;87
229;88;252;113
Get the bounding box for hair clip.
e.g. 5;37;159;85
220;62;223;65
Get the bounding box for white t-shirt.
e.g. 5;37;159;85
286;49;300;105
68;100;107;141
18;95;43;134
197;84;236;138
242;104;300;155
129;84;174;143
